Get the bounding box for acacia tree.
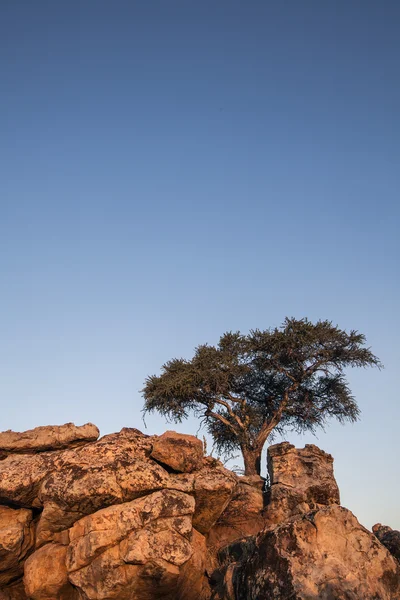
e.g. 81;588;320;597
142;318;381;476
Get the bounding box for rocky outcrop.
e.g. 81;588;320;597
0;428;236;548
264;441;340;526
373;523;400;561
0;581;27;599
214;506;400;599
0;423;99;457
24;490;208;600
150;431;204;473
0;507;35;586
0;424;399;600
0;424;237;599
211;440;400;600
207;480;265;550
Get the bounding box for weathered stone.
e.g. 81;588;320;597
35;430;169;542
36;457;172;542
216;505;400;599
0;581;27;599
67;490;195;570
0;507;34;586
264;442;340;526
177;529;211;600
35;502;78;548
239;474;265;490
66;490;204;599
0;423;398;600
0;453;54;508
0;423;99;455
24;543;77;600
207;482;265;549
193;467;237;534
373;523;400;561
151;431;204;473
168;472;196;493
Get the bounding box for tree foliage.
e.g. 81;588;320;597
142;318;381;475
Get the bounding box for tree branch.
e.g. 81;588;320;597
270;360;297;383
226;392;245;405
205;409;240;436
213;397;246;430
254;384;299;449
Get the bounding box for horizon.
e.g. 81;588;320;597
1;1;399;531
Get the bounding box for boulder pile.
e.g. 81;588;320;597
0;423;398;599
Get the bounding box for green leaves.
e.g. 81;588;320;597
142;318;381;474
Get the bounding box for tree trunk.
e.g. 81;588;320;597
242;447;262;476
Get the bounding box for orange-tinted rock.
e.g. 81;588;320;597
207;482;264;549
216;506;400;599
0;453;54;508
35;429;168;542
24;543;77;600
0;423;398;600
0;426;237;555
373;523;400;561
0;507;34;586
193;466;237;534
151;431;204;473
0;581;28;599
264;442;340;526
0;423;99;455
177;529;211;600
66;490;205;599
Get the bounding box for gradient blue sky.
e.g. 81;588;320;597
1;1;399;529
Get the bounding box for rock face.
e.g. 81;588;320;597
211;440;400;600
150;431;204;473
215;506;400;599
0;423;99;456
0;424;236;600
207;480;265;549
373;523;400;561
25;490;206;600
264;441;340;526
0;424;399;600
0;507;35;586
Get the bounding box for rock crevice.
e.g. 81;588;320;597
0;423;399;600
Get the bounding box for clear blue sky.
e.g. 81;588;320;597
1;1;399;529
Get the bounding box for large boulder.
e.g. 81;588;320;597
0;423;99;457
151;431;204;473
0;426;237;553
0;507;35;586
0;424;399;600
192;463;237;534
0;424;103;509
0;423;236;600
373;523;400;561
24;544;75;600
0;429;164;543
0;453;55;508
264;442;340;526
0;582;27;599
215;505;400;599
24;489;210;600
207;481;265;549
36;432;236;546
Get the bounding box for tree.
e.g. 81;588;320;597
142;318;381;476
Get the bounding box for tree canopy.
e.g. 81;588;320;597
142;318;381;475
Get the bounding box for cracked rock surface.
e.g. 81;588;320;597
213;506;400;599
0;425;235;599
373;523;400;561
0;423;399;599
